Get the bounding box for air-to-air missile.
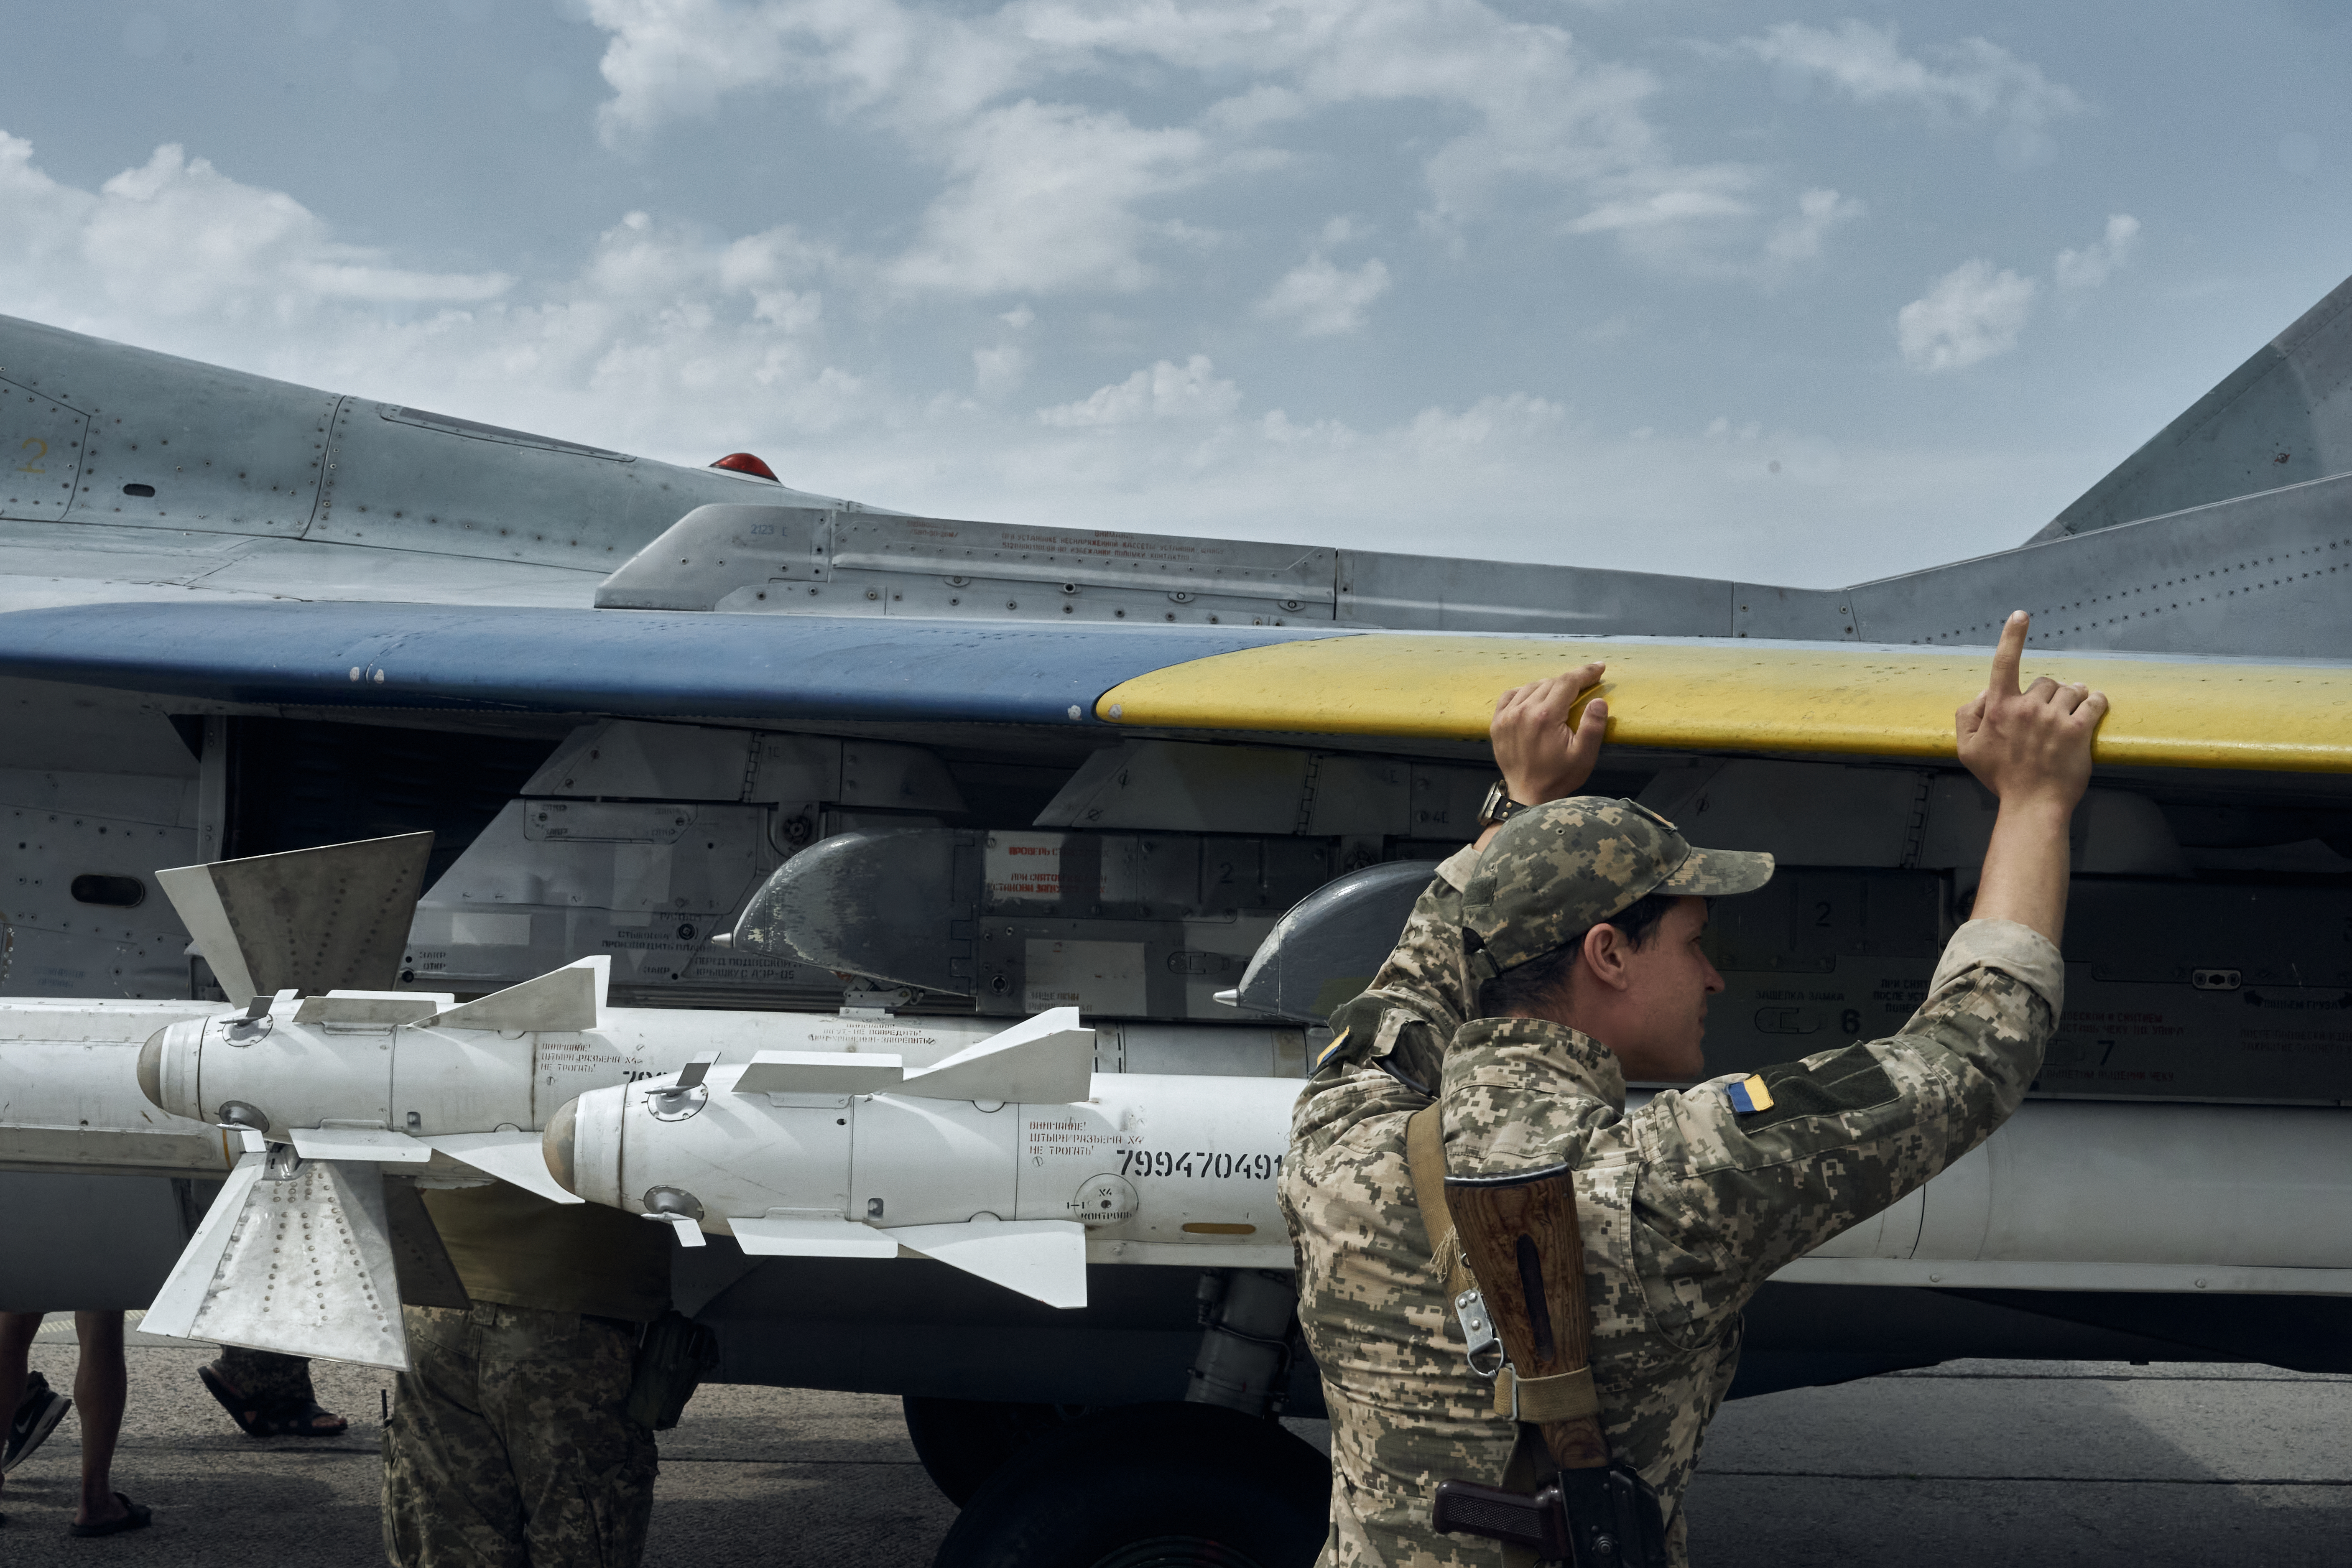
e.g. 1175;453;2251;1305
538;1008;1298;1309
8;832;1301;1373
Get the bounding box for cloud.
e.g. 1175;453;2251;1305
1256;254;1392;336
0;133;863;449
578;0;1773;278
1745;20;2082;166
2055;213;2140;290
0;136;510;328
1764;187;1864;265
1036;354;1241;426
1896;258;2040;372
887;101;1205;295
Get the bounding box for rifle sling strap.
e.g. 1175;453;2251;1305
1403;1104;1602;1426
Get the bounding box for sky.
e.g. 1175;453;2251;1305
2;1;2348;589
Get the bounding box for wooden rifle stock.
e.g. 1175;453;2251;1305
1443;1164;1610;1472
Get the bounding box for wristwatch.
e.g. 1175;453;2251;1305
1477;780;1529;830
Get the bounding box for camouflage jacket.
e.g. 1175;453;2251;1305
1313;844;1484;1096
1280;918;2062;1568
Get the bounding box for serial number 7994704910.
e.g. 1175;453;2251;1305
1117;1148;1283;1181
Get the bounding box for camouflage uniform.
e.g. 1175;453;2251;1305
1313;843;1484;1097
382;1303;656;1568
1281;799;2063;1568
382;1185;672;1568
215;1345;324;1410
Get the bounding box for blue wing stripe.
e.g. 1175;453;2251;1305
0;602;1343;727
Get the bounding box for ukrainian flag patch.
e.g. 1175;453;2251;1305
1726;1073;1775;1115
1314;1027;1353;1071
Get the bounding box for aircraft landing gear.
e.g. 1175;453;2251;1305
929;1270;1327;1568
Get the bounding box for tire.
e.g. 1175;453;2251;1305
931;1402;1330;1568
903;1397;1090;1506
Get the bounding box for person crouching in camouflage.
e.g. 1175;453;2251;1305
1279;611;2107;1566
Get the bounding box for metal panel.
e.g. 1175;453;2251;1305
1337;549;1732;635
2030;271;2352;542
1850;471;2352;658
0;377;89;522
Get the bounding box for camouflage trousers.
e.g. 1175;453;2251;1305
383;1303;657;1568
217;1344;319;1404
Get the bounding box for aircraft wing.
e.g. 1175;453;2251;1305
0;599;2344;772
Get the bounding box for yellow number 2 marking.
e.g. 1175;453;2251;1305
16;437;46;473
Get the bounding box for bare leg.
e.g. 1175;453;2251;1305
0;1312;45;1509
71;1312;127;1528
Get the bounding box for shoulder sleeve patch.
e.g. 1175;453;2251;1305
1734;1044;1900;1132
1313;1027;1353;1073
1724;1073;1773;1114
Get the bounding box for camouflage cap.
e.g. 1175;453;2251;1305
1459;797;1775;985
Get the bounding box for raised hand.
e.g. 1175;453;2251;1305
1957;612;2108;943
1491;661;1608;808
1956;612;2107;814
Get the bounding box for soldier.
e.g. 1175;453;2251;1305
1280;611;2103;1566
380;1182;674;1567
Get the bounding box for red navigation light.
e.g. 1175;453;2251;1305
711;451;780;482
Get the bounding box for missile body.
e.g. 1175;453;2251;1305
543;1010;1301;1305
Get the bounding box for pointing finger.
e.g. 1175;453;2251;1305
1988;610;2028;699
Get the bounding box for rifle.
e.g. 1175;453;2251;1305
1429;1159;1669;1568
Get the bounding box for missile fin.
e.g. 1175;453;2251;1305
895;1007;1093;1104
156;832;434;998
143;1149;268;1341
291;1126;433;1163
424;1130;588;1205
154;864;260;1003
885;1219;1088;1309
425;955;607;1032
147;1157;412;1371
293;993;444;1027
732;1052;906;1096
653;1214;707;1248
729;1214;900;1258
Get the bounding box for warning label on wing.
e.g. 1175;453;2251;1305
986;833;1064;904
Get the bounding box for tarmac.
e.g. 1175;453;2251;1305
1;1317;2343;1566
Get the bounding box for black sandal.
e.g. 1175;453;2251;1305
196;1365;347;1439
67;1492;151;1537
252;1398;347;1438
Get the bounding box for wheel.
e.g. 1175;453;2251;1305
903;1397;1089;1506
931;1402;1329;1568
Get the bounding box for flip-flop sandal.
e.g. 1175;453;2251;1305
67;1492;151;1537
195;1363;266;1438
253;1398;348;1438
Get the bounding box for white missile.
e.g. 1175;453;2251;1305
543;1006;1303;1310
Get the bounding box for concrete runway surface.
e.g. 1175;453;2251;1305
0;1321;2343;1566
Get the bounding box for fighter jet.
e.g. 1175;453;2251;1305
0;272;2347;1567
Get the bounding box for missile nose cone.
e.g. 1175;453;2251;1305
543;1097;580;1195
137;1028;167;1112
